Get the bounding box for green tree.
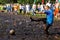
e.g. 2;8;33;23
0;0;7;4
0;0;56;4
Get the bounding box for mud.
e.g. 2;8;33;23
0;12;60;40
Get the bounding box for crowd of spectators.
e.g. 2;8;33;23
0;1;60;17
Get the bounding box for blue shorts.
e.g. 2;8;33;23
46;19;53;27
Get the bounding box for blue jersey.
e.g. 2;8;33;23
45;9;54;25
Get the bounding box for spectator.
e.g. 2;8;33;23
26;3;30;14
3;5;6;10
6;4;12;12
37;3;41;12
31;3;36;15
13;4;19;14
19;4;22;13
21;4;26;14
46;1;51;7
11;4;14;12
40;3;44;12
54;2;59;17
32;3;36;11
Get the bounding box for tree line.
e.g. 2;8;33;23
0;0;55;4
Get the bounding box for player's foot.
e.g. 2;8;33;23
43;24;46;30
45;29;50;35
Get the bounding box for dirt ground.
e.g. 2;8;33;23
0;12;60;40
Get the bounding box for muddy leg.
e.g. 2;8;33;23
45;26;50;35
43;24;50;35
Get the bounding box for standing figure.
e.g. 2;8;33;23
40;3;44;12
26;3;30;14
54;2;59;17
6;4;12;12
31;3;36;15
37;3;41;12
43;5;54;35
19;4;22;13
13;4;19;15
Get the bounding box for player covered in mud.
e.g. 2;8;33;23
43;5;54;35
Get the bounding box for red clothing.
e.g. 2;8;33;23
54;8;59;16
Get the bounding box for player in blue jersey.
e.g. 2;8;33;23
43;5;54;35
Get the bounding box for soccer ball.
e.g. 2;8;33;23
9;29;15;35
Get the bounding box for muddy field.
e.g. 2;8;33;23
0;12;60;40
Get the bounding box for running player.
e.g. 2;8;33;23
43;5;54;35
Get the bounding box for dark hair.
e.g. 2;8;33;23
46;6;50;8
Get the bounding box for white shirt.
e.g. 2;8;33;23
40;4;44;11
21;5;24;10
19;5;22;9
32;4;36;9
46;2;51;7
26;4;30;11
